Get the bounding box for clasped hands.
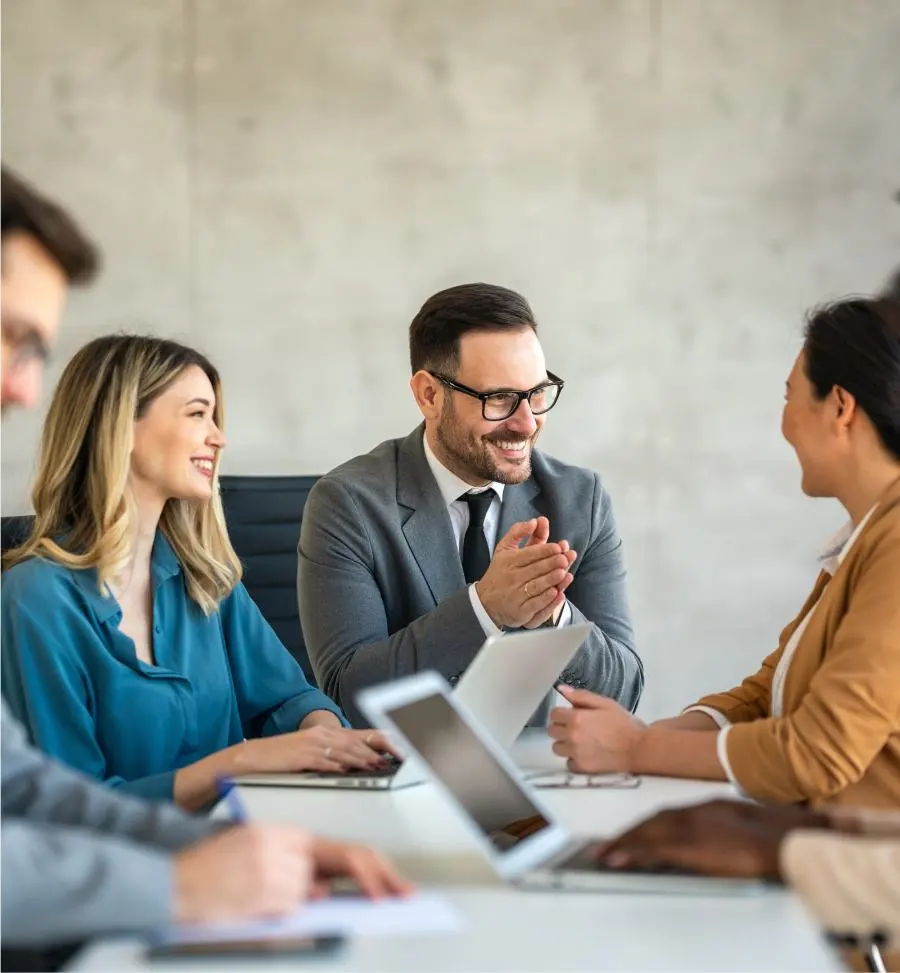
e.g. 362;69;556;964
475;516;577;629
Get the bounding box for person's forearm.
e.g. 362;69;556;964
652;712;721;731
2;709;220;847
173;744;252;812
1;822;173;947
299;710;343;730
630;726;728;781
827;806;900;836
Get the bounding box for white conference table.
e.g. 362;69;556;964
70;731;841;972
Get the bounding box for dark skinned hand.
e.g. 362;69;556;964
593;799;833;881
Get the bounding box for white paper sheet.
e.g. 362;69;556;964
151;893;462;946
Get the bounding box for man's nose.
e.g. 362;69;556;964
505;397;538;435
1;365;42;410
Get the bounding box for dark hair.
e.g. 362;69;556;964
409;283;536;375
881;267;900;303
1;166;99;284
803;298;900;460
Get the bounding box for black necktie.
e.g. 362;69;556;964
460;489;495;584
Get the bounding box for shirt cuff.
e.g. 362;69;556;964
468;584;502;638
682;705;731;729
266;692;349;734
827;807;900;836
716;725;741;787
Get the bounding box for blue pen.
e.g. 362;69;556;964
214;775;249;824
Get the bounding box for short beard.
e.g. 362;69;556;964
434;398;536;485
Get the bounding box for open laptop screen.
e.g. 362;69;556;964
385;691;552;853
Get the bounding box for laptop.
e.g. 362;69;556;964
236;623;592;791
358;671;772;896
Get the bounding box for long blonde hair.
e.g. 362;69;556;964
4;334;242;613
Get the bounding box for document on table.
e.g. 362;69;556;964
150;893;462;946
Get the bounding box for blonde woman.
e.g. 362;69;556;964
2;334;395;810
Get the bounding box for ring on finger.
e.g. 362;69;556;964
524;581;532;598
324;746;332;759
365;732;374;746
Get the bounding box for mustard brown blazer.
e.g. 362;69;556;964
692;475;900;809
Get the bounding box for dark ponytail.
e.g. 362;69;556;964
803;298;900;461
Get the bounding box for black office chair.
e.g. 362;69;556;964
219;475;320;684
2;477;320;684
1;515;33;557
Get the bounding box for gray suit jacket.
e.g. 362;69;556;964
299;426;643;727
0;702;222;947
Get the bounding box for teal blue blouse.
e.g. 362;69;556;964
1;533;347;801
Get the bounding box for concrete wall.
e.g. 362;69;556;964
3;0;899;718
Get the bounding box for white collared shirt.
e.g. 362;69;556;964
421;434;572;636
422;434;506;559
422;435;505;636
686;505;878;787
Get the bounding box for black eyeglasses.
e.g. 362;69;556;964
433;371;565;421
1;317;50;372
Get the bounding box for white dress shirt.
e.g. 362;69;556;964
685;506;878;786
422;435;572;637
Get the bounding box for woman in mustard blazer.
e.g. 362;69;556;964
550;297;900;808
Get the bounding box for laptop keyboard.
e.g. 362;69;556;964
309;756;403;780
555;842;690;875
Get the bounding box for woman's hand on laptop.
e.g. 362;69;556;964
548;688;647;773
175;727;401;809
236;726;399;775
307;838;415;900
299;711;402;759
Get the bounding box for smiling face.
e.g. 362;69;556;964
130;364;226;506
781;350;849;498
420;328;550;485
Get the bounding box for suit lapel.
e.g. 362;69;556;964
498;474;544;540
397;427;467;604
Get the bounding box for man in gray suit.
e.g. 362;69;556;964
300;283;643;727
1;168;407;966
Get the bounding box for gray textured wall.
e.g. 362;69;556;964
2;0;899;718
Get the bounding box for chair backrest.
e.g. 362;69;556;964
1;515;34;558
2;477;319;684
219;474;320;683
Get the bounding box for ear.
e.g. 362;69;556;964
833;385;857;431
410;370;443;420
